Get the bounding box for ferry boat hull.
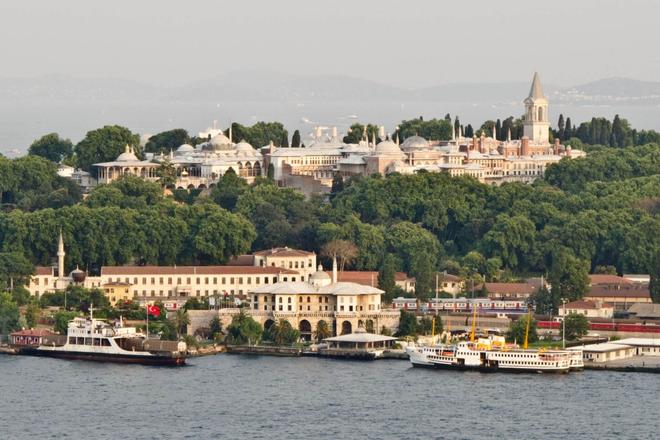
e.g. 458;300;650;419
406;339;572;374
17;346;186;366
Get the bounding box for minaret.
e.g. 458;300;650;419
57;229;65;279
492;125;497;140
229;123;233;143
523;72;549;144
332;256;338;284
507;127;512;142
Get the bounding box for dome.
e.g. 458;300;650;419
375;140;403;155
310;265;331;287
210;133;232;147
401;135;429;151
70;267;86;283
235;140;254;153
116;145;139;162
177;143;195;153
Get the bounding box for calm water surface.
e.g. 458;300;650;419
1;354;658;439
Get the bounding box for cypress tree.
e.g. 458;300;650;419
281;133;289;148
267;163;275;180
565;117;572;139
495;119;502;140
557;114;565;140
291;130;301;148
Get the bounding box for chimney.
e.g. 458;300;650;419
521;136;530;157
332;256;337;284
471;135;477;151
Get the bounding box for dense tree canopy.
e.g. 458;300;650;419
0;155;82;210
74;125;141;172
28;133;73;163
394;118;453;142
144;129;191;154
228;122;288;148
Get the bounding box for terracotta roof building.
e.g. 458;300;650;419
559;300;614;319
483;282;536;300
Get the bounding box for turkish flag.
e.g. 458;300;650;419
147;305;160;317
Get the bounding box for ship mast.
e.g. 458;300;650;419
523;305;532;349
469;300;478;342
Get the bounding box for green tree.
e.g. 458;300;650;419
267;163;275;180
210;171;249;211
0;252;34;291
506;314;538;344
74;125;141;172
315;320;332;342
330;173;344;196
291;130;301;148
209;316;223;340
28;133;73;163
174;309;190;339
53;310;77;334
268;319;300;345
156;157;177;187
547;248;590;308
25;301;40;328
144;129;190;154
561;312;589;341
225;310;263;345
396;309;418;336
0;292;21;336
378;253;397;302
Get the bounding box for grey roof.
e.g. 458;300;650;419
253;281;383;295
324;332;397;343
626;303;660;319
528;72;545;99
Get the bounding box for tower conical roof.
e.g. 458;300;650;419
528;72;545;99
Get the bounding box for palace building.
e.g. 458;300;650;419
264;72;585;189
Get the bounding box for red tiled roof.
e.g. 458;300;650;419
226;255;255;266
253;247;315;257
589;274;633;285
441;274;463;282
564;300;613;310
11;329;53;337
35;266;54;276
101;266;299;276
324;271;412;286
482;283;536;295
586;287;650;299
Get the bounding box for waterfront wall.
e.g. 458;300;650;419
186;308;400;337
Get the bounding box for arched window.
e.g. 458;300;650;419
537;107;543;122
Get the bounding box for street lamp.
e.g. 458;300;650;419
561;298;567;349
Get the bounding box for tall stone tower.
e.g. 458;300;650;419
523;72;549;144
57;230;65;279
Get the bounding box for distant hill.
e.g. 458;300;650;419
1;73;658;104
569;77;660;98
0;75;161;101
166;70;410;102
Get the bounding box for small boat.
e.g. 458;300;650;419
13;312;187;366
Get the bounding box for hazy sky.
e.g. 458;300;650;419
1;0;658;87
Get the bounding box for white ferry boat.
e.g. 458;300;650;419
15;314;187;366
566;346;585;371
406;336;572;373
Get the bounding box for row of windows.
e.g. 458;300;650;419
106;275;295;285
68;337;112;346
136;289;245;297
